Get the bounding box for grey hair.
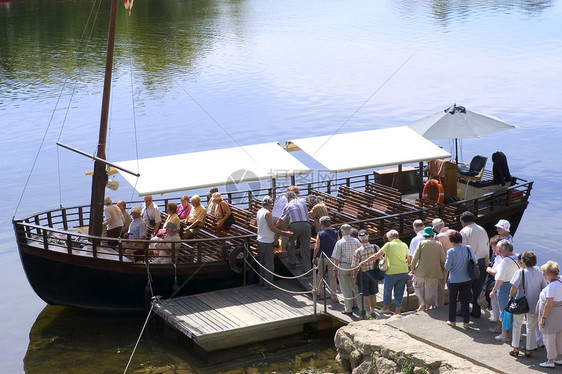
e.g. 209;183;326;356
413;219;424;229
319;216;331;228
432;218;444;229
285;191;297;201
306;195;318;205
262;195;274;206
386;229;399;240
497;239;513;253
340;224;352;234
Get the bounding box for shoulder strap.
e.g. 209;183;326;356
508;256;520;268
520;269;526;294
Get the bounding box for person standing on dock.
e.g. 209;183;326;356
459;210;490;318
495;219;513;243
352;230;380;318
313;216;339;302
278;190;311;271
410;227;445;311
332;224;361;315
256;196;293;289
433;218;451;307
408;220;425;265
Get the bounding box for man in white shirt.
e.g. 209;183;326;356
408;219;425;265
460;210;490;318
141;195;161;237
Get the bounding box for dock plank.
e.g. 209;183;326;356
152;283;319;351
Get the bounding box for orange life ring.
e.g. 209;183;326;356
422;179;445;203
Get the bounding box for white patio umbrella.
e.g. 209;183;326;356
407;104;516;164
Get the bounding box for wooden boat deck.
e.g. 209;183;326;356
152;283;319;351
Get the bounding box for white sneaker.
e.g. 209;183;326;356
539;362;555;368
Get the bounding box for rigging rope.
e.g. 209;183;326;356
13;0;103;218
123;303;154;374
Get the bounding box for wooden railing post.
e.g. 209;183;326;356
67;233;73;254
62;208;68;230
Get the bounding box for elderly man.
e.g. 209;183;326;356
277;190;311;271
150;222;181;264
272;185;299;250
332;224;362;315
408;219;425;265
124;206;146;260
256;196;293;288
127;206;146;240
352;229;380;318
460;210;490;318
184;195;206;238
433;218;452;307
103;196;124;246
117;200;132;234
141;195;161;237
410;227;446;311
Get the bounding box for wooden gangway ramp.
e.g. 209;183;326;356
152;284;320;351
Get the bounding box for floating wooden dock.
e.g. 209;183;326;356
152;283;324;351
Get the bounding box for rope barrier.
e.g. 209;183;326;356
123;303;154;374
245;248;315;280
242;255;312;295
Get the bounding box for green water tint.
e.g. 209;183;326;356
24;306;343;373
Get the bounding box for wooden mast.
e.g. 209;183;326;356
89;0;119;237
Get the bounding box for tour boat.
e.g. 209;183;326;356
12;0;533;313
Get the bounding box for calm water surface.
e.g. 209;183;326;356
1;0;562;372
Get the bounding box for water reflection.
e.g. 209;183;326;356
0;0;248;100
25;305;342;373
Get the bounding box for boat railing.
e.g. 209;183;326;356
14;173;533;258
14;211;255;265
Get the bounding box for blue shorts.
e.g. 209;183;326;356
358;270;379;296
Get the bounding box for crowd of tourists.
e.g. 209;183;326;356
103;185;562;367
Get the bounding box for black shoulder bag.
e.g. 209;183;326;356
466;246;480;281
505;267;529;315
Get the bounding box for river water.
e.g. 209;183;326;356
1;0;561;372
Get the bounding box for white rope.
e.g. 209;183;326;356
243;256;312;295
123;303;154;374
245;248;314;279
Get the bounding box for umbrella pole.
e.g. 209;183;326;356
455;138;458;165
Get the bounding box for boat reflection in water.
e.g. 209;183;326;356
25;305;343;373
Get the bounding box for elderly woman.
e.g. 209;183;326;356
508;251;547;357
157;202;181;237
307;195;329;235
360;229;409;315
537;261;562;368
213;192;234;234
489;239;519;342
444;230;477;329
177;195;191;221
410;226;445;311
485;235;504;334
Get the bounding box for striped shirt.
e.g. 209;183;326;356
332;235;362;264
352;242;380;271
280;198;309;224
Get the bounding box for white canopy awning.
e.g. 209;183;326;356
289;126;452;173
114;142;311;196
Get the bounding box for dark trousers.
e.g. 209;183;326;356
449;280;472;323
470;258;487;317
